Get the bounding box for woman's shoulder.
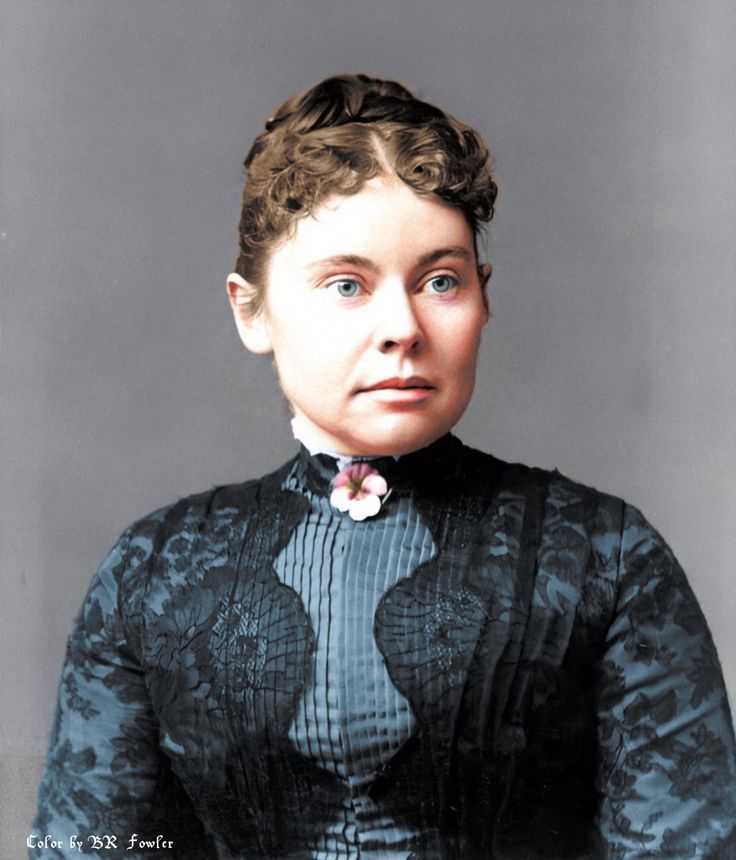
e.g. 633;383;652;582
461;442;684;589
93;457;301;594
459;440;629;522
124;457;298;544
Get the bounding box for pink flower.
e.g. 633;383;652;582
329;463;388;521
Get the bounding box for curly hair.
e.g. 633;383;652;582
235;73;498;314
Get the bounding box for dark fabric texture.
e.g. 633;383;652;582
33;436;736;858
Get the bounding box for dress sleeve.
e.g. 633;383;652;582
31;526;209;858
596;504;736;858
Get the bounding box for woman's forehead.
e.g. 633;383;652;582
270;176;476;272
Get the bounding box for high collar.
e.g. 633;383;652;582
292;433;466;499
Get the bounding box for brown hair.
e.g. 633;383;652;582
234;73;498;314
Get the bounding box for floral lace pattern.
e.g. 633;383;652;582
32;438;736;858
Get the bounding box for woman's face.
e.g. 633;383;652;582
229;175;489;456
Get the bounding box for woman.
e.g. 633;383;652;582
33;74;736;858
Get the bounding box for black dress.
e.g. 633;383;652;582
33;436;736;858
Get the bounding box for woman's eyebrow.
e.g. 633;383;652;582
306;254;379;273
306;247;473;273
416;247;474;267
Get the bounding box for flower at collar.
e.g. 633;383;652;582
330;463;388;521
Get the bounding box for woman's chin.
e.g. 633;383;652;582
293;406;465;458
342;420;455;458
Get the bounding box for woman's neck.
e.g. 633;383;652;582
290;416;400;470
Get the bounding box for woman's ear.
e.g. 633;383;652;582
225;273;273;354
478;263;493;321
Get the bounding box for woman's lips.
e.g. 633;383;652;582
357;377;436;403
360;376;434;392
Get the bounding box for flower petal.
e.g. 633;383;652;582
349;494;382;521
332;471;352;489
361;474;388;496
330;487;353;512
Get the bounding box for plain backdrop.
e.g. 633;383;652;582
2;1;735;854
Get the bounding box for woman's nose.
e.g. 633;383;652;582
374;286;424;353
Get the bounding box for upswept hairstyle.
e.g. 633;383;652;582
235;73;498;313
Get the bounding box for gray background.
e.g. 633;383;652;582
3;0;735;853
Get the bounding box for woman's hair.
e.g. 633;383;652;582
234;73;498;314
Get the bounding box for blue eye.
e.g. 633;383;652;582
427;275;456;293
332;280;361;298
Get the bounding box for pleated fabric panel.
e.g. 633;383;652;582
275;470;437;858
